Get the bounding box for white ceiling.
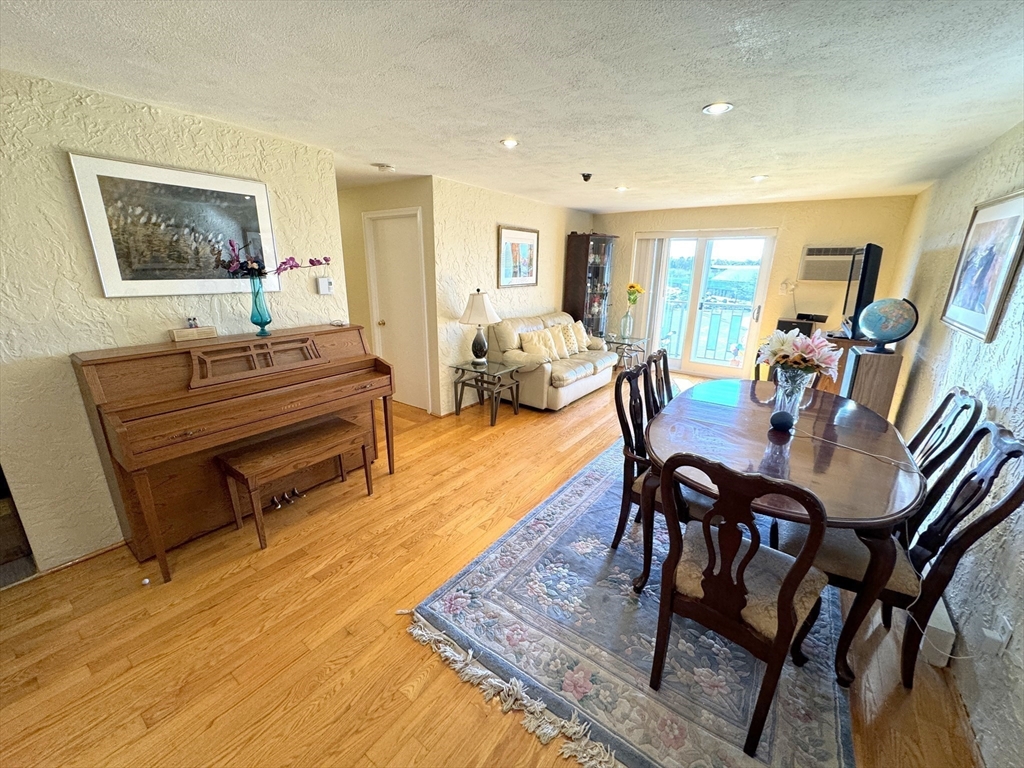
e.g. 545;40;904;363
1;0;1022;213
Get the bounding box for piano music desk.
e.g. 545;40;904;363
72;324;394;582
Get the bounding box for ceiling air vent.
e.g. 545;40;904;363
798;246;861;282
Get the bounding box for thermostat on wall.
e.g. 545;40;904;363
316;277;334;295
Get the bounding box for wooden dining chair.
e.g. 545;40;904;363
644;348;673;420
611;364;713;591
783;421;1024;688
650;453;829;757
906;386;983;485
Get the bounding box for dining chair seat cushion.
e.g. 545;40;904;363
775;520;921;597
632;472;714;521
675;521;828;640
548;357;593;388
575;349;618;375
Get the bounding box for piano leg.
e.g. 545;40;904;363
131;469;172;583
383;395;395;475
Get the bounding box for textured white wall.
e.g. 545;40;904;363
593;196;917;369
0;70;348;570
431;177;592;414
337;177;440;413
889;123;1024;768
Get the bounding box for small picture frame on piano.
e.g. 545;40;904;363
69;153;281;297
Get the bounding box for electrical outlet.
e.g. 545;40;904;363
981;616;1013;656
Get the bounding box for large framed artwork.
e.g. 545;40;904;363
942;189;1024;342
497;225;539;288
70;154;281;296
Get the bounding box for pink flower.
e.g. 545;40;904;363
692;667;730;696
561;666;594;700
656;716;688;748
505;623;529;647
441;590;471;616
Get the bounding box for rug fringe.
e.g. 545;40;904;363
408;612;618;768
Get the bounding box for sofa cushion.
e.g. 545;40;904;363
520;329;560;360
549;357;593;388
572;321;589;350
542;311;576;329
502;348;550;373
574;349;617;374
549;326;570;358
493;316;544;353
557;323;580;355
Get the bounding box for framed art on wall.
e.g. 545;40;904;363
70;154;281;297
941;189;1024;342
497;225;539;288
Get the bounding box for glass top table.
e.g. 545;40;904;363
602;335;648;367
450;360;523;426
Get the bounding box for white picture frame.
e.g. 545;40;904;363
69;153;281;296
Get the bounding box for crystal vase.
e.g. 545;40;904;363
772;367;813;427
619;304;635;338
249;275;272;337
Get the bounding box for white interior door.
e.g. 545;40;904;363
645;231;775;378
364;208;432;412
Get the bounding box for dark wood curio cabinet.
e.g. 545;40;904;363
562;232;618;337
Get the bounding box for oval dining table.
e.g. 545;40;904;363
642;378;926;687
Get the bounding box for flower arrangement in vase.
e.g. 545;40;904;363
756;328;841;430
219;240;331;337
620;282;645;338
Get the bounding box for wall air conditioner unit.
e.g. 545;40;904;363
799;246;860;282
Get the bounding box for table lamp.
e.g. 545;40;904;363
459;288;501;366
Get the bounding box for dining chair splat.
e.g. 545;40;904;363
645;348;673;420
611;364;713;592
650;452;829;757
784;421;1023;688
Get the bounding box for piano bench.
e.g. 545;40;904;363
216;416;373;549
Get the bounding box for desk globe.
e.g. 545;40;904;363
858;298;919;353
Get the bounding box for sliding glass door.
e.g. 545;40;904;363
638;231;775;378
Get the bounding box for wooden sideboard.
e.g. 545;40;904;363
72;324;394;582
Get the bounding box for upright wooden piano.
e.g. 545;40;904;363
72;324;394;582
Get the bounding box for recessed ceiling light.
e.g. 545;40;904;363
702;102;734;115
615;186;629;192
751;175;768;182
500;138;519;149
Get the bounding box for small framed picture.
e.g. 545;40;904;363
942;189;1024;342
70;153;281;297
497;225;539;288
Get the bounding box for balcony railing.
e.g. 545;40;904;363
660;299;750;367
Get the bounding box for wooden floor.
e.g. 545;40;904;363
0;383;980;767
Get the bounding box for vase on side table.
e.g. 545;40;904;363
772;367;813;427
250;275;272;337
619;305;635;339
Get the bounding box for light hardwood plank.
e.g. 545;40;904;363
0;379;979;768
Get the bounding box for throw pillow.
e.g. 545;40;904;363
572;321;589;350
520;329;558;360
549;326;570;359
559;323;579;355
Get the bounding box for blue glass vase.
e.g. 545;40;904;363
249;275;272;337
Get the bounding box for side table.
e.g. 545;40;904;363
451;361;523;426
604;335;648;368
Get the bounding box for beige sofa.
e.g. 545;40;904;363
487;311;618;410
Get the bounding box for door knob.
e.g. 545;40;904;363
377;320;386;326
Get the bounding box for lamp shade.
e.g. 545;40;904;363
459;289;501;325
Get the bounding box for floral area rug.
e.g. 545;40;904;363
410;441;855;768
